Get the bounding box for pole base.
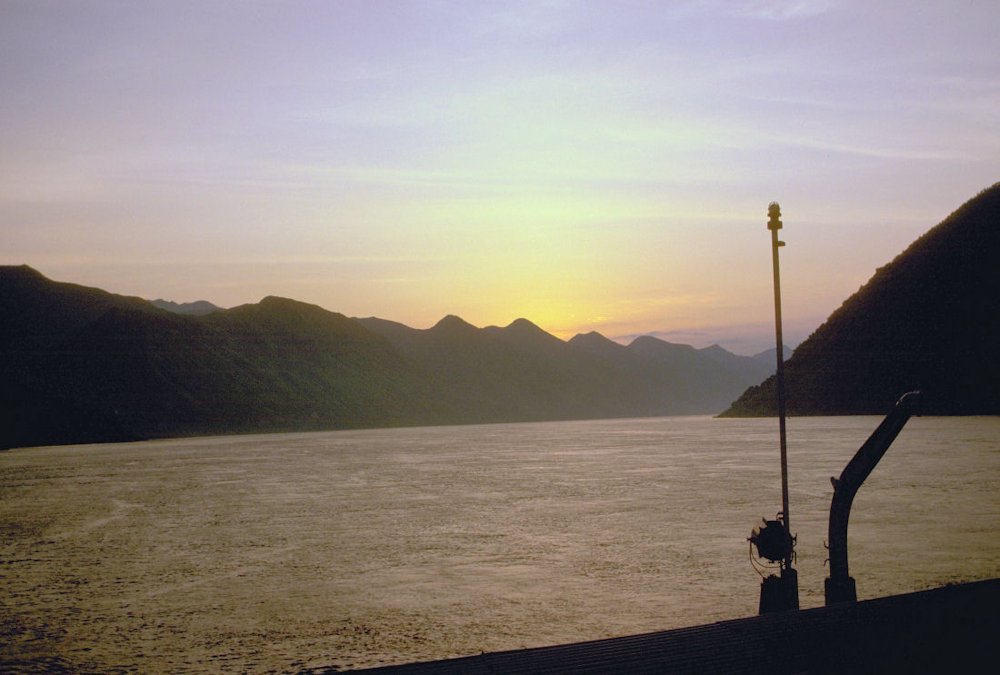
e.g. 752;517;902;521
759;568;799;614
825;576;857;605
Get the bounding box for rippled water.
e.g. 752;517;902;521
2;416;998;672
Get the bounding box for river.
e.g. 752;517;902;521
1;415;998;672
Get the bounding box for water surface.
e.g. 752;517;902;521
1;416;998;671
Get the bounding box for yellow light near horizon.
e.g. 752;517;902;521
354;181;759;338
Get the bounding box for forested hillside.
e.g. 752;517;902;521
723;183;1000;416
1;266;769;449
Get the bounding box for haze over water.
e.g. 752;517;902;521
2;416;998;672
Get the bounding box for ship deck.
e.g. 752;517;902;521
346;578;999;673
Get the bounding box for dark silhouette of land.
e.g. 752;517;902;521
723;182;1000;417
0;267;770;450
344;579;1000;674
149;298;222;316
5;184;996;448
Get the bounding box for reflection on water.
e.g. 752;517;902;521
1;416;998;671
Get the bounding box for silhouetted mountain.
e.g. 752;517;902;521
749;345;793;368
0;264;156;353
567;331;632;360
358;317;777;421
150;298;222;316
628;336;774;412
722;183;1000;416
359;316;642;423
1;274;433;449
2;265;784;449
0;265;166;447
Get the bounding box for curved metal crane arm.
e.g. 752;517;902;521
825;391;921;605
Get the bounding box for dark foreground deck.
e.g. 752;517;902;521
347;578;999;674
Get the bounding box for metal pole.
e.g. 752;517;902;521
767;202;791;566
754;202;798;613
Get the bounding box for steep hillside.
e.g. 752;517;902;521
0;266;168;447
0;276;428;448
723;183;1000;416
2;266;778;449
0;265;156;352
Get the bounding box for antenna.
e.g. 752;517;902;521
768;202;791;551
749;202;799;613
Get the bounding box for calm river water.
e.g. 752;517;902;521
1;416;998;672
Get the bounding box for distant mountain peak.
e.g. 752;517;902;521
260;295;297;306
502;317;555;339
697;344;737;363
568;331;618;347
431;314;476;333
150;298;221;316
0;264;46;280
751;345;792;364
254;296;337;316
505;317;540;330
567;331;628;358
629;334;696;354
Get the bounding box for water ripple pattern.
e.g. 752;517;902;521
2;416;998;671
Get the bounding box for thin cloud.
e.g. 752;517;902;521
770;134;976;162
729;0;837;20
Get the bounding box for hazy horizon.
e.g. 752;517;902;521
2;1;997;356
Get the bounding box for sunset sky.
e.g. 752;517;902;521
2;1;997;354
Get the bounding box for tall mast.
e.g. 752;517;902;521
768;202;791;561
751;202;799;614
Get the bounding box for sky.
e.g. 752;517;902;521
2;1;998;354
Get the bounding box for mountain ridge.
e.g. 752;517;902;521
1;268;773;449
150;298;221;316
7;183;994;447
722;182;1000;416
